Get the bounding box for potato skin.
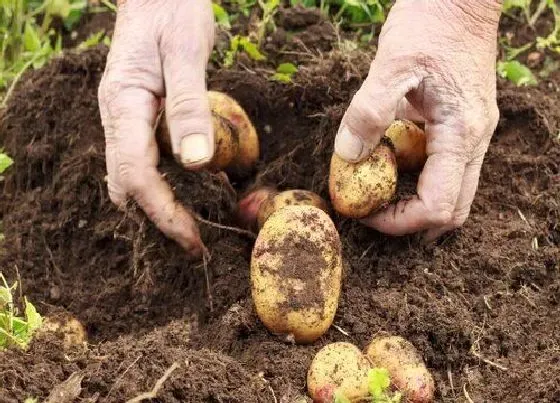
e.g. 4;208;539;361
250;205;342;344
307;342;372;403
208;90;259;173
365;335;435;403
384;119;427;173
329;141;397;218
257;189;329;229
40;313;87;349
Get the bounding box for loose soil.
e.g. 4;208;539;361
1;7;559;403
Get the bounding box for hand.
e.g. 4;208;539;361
98;0;215;257
334;0;502;242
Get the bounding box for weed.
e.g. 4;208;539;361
0;151;13;174
270;62;298;82
0;273;43;350
367;368;401;403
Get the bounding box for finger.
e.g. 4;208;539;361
395;97;425;123
334;59;421;162
422;154;484;242
362;123;466;235
160;0;215;169
114;87;204;257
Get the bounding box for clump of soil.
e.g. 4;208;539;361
1;7;559;403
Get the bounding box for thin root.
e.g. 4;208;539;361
125;362;180;403
195;216;257;239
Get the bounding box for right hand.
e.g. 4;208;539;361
98;0;215;258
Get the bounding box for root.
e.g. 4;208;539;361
195;216;257;240
125;362;180;403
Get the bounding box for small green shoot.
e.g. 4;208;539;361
0;152;13;174
223;34;266;67
256;0;280;45
213;3;231;29
497;60;538;86
333;390;351;403
24;398;38;403
368;368;402;403
0;273;43;350
77;29;110;50
271;62;298;83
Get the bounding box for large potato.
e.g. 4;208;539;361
365;335;435;403
307;342;372;403
329;141;397;218
384;119;427;173
250;205;342;344
256;189;329;229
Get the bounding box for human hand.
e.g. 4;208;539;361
98;0;215;257
334;0;502;242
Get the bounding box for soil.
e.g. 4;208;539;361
1;6;559;403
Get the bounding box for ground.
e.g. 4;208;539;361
0;6;559;403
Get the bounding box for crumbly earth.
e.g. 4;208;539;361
0;7;559;403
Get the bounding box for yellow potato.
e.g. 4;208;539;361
208;90;259;172
307;342;372;403
365;335;435;403
384;119;427;173
250;205;342;344
329;141;397;218
40;313;87;349
256;189;329;229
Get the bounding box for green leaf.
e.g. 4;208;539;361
0;153;13;174
238;36;266;61
368;367;391;398
24;297;42;335
271;72;292;83
276;62;298;74
212;3;231;29
497;60;538;86
46;0;72;18
23;22;41;52
505;42;533;60
78;30;105;50
24;398;38;403
502;0;530;13
333;390;351;403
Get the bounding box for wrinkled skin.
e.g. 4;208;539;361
98;0;215;257
334;0;503;242
99;0;503;257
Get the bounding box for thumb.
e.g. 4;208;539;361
160;2;215;169
334;60;419;162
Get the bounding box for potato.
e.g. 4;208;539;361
307;342;372;403
155;90;258;173
39;313;87;349
329;141;397;219
208;90;260;172
250;205;342;344
384;119;427;173
237;187;329;230
365;335;435;403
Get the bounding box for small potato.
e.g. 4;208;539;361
208;90;259;172
365;335;435;403
384;119;427;173
40;313;87;349
329;141;397;219
307;342;372;403
250;205;342;344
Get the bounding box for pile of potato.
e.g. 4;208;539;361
156;91;434;402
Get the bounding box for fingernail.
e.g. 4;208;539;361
334;125;364;161
180;133;212;167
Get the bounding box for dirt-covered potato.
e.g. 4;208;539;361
329;140;397;218
237;187;329;230
365;335;435;403
39;313;87;349
250;205;342;344
384;119;427;173
155;90;258;173
307;342;372;403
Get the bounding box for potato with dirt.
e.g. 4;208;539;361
156;90;259;173
307;342;372;402
366;335;435;403
39;313;87;349
237;187;329;230
384;119;427;173
250;205;342;344
329;140;398;218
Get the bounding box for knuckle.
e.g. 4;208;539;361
118;161;147;195
426;204;454;227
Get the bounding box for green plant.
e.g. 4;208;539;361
0;273;43;350
497;59;538;86
256;0;280;45
0;151;13;174
368;368;401;403
223;34;266;67
213;2;231;29
271;62;298;82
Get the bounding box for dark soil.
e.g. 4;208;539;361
1;7;559;403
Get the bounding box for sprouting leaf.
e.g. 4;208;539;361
23;22;41;52
0;153;13;174
78;30;106;50
497;60;538;86
46;0;72;18
24;398;38;403
502;0;530;13
368;367;391;397
333;390;351;403
24;297;43;335
505;42;533;61
271;62;298;83
238;36;266;61
212;3;231;29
